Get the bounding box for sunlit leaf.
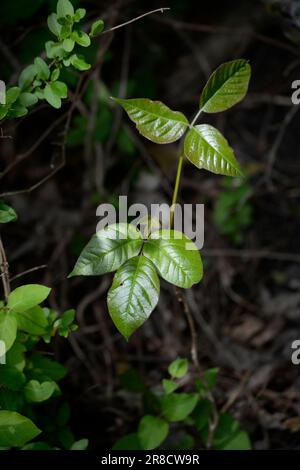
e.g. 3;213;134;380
113;97;188;144
184;124;243;176
200;59;251;113
143;230;203;288
0;411;41;448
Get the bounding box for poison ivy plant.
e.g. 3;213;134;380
71;59;251;340
0;283;83;450
113;358;251;450
0;0;105;120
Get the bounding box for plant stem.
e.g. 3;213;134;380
0;233;10;301
170;153;184;227
190;108;202;127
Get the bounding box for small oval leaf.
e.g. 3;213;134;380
138;415;168;450
200;59;251;113
184;124;243;177
107;256;160;340
143;230;203;288
113;98;188;144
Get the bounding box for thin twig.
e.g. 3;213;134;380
10;264;47;282
0;234;10;301
102;8;170;35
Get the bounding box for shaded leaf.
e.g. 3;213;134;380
0;311;17;352
0;200;17;224
107;256;160;339
161;393;198;422
138;415;169;450
168;357;188;378
90;19;104;36
0;411;41;448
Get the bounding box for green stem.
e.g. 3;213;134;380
170;153;184;228
190;108;202;127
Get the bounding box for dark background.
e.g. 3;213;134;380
1;0;300;449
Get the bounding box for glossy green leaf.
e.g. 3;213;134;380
184;124;243;177
200;59;251;113
69;223;143;277
44;83;61;108
0;200;17;223
8;284;51;313
138;415;169;450
0;311;17;352
114;97;188;144
90;19;104;36
14;306;48;335
161;393;198;422
24;380;56;403
47;13;62;37
72;30;91;47
57;0;74;18
168;357;188;378
143;230;203;288
107;256;160;340
0;411;41;448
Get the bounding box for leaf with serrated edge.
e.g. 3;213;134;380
143;230;203;288
113;98;188;144
200;59;251;113
107;256;160;339
184;124;243;177
69;223;143;277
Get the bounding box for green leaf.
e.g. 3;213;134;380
14;306;48;335
114;98;188;144
18;64;37;90
107;256;160;340
72;30;91;47
7;105;28;118
51;68;60;81
0;364;25;390
113;433;141;450
29;353;66;382
0;200;17;223
161;393;198;422
45;41;65;60
70;438;89;450
6;87;20;105
24;380;56;403
138;415;168;450
0;389;24;412
19;92;38;107
0;411;41;448
168;357;188;378
196;368;219;392
57;0;74;18
90;19;104;36
34;57;50;81
51;81;68;98
63;38;75;52
69;223;143;277
44;83;61;109
47;13;62;37
200;59;251;113
70;54;91;71
143;230;203;288
8;284;51;313
74;8;86;22
162;379;179;394
184;124;243;177
218;430;251;450
210;413;251;450
0;311;17;352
